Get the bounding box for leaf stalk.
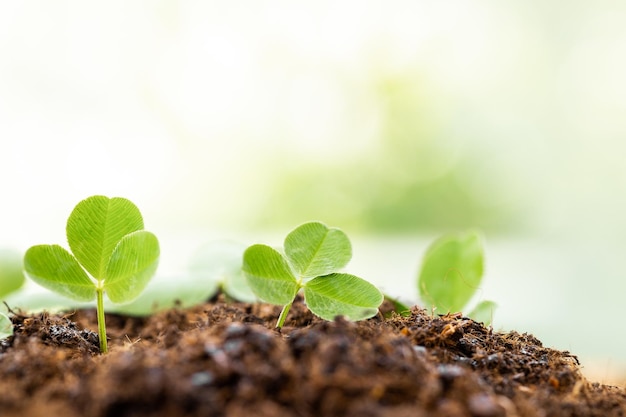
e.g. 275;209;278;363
276;301;293;329
96;288;108;353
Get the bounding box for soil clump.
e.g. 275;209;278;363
0;295;624;417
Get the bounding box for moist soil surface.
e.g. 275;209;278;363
1;295;624;417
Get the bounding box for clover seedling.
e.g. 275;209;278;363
418;230;496;325
243;221;383;328
23;195;160;353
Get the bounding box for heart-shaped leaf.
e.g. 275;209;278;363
284;221;352;279
66;195;144;280
23;244;96;302
304;273;383;321
104;231;160;303
418;230;484;313
242;244;299;305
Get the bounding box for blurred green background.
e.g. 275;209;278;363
1;1;626;383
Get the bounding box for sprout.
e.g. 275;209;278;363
418;229;496;325
243;221;383;328
23;195;159;353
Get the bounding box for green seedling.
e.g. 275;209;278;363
418;229;496;325
243;221;383;328
23;195;160;353
0;248;25;299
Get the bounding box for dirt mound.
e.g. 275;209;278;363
0;296;624;417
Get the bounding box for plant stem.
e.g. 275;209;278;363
96;287;108;353
276;301;293;329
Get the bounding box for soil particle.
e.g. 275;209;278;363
0;295;624;417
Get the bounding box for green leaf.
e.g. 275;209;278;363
189;241;256;303
23;245;96;302
104;231;160;304
304;273;383;321
284;221;352;279
66;195;144;280
0;248;25;298
0;312;12;339
418;230;484;313
242;244;299;305
467;300;497;326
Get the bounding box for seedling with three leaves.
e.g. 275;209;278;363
23;195;160;353
243;221;383;328
418;229;496;325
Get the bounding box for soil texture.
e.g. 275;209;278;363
0;295;624;417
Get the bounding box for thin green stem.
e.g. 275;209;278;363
276;301;293;329
96;287;108;353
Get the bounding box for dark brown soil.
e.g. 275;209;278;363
0;295;624;417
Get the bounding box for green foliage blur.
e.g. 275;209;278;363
251;76;518;234
0;249;25;298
